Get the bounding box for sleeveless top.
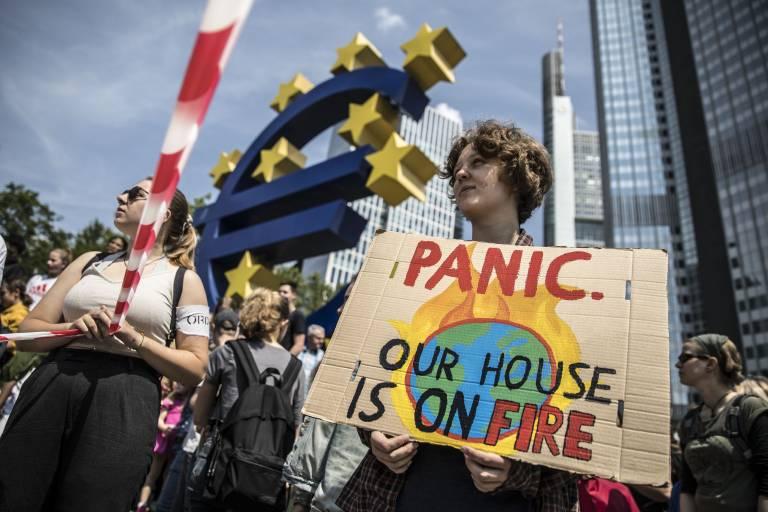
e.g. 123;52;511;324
681;394;768;512
62;252;177;357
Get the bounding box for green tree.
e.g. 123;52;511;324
71;219;120;258
0;183;71;276
189;193;212;216
274;266;335;313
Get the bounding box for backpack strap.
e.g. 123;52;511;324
165;267;186;347
725;393;753;461
279;357;302;393
81;251;112;275
229;340;261;391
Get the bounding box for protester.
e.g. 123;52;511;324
137;381;193;512
279;281;306;355
0;179;210;511
210;308;239;350
1;279;32;332
153;386;200;512
106;235;129;254
25;247;70;309
1;233;27;284
298;324;325;388
677;333;768;511
337;120;578;511
284;279;370;512
191;287;306;511
0;234;6;284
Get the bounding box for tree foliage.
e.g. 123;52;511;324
71;219;120;259
0;183;70;276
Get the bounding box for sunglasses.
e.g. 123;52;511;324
121;186;149;204
677;353;709;365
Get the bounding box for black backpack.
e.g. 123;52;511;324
206;340;302;508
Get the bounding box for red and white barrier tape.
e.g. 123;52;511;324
0;0;253;345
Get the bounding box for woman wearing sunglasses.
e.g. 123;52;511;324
0;178;210;511
676;334;768;512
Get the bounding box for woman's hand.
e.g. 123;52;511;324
370;431;418;474
71;306;114;339
462;446;512;493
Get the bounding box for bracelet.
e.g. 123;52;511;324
136;332;146;350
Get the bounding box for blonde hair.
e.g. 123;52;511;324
239;288;290;340
736;377;768;400
161;189;197;270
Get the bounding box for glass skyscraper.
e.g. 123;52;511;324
303;105;463;288
661;0;768;373
590;0;698;415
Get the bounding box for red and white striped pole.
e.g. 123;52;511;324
0;0;253;344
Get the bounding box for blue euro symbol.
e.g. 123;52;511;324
194;67;430;306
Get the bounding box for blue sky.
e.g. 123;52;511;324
0;0;597;244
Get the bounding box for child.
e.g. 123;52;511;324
137;382;191;512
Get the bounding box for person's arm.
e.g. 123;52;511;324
158;407;170;434
111;271;209;386
193;381;218;432
289;312;306;356
747;410;768;510
680;492;696;512
0;380;15;410
630;483;672;502
283;418;336;510
18;251;100;352
291;363;307;431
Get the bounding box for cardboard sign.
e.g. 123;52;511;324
303;231;670;484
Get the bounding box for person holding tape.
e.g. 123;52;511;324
0;178;210;511
337;120;578;512
677;333;768;512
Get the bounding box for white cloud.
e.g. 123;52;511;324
374;7;405;32
433;102;464;128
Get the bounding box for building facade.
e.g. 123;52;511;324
661;0;767;373
573;130;605;247
590;0;700;415
303;105;463;289
543;32;577;247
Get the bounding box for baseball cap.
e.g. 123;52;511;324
214;309;239;330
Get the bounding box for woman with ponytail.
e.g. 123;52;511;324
0;178;210;511
677;333;768;512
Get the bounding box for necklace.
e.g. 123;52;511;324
708;390;733;414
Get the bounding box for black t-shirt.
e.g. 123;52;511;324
280;309;306;351
396;444;532;512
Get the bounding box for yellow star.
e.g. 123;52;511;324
400;23;466;91
251;137;306;183
364;133;437;206
337;93;398;149
209;149;242;189
270;73;314;113
330;32;386;75
224;252;279;299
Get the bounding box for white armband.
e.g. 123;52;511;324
176;305;211;337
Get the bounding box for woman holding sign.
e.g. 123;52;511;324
0;179;210;511
337;120;578;512
677;333;768;512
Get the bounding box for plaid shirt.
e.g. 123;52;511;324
336;230;579;512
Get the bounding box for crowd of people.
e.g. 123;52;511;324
0;120;765;511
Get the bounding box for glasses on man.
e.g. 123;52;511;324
120;186;149;204
677;353;709;365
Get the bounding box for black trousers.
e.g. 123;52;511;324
0;349;160;512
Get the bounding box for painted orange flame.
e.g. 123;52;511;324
389;244;581;453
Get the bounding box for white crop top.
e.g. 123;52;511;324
63;252;178;356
